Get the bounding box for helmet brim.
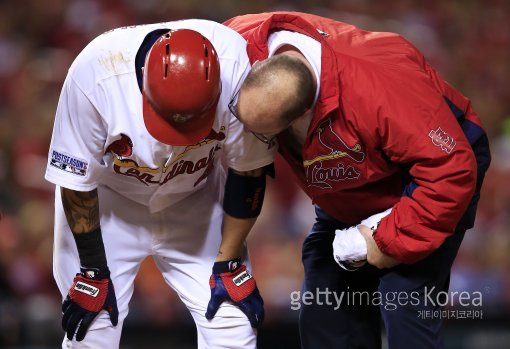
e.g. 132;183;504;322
142;93;217;146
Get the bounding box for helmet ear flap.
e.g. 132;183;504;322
142;29;221;145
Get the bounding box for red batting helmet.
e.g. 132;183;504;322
142;29;221;145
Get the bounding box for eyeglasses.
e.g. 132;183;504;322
228;89;277;146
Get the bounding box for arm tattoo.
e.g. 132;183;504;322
61;188;100;234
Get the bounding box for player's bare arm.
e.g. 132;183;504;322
61;188;100;234
217;214;257;261
206;167;267;328
59;187;118;341
217;168;264;261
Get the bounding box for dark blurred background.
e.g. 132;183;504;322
0;0;509;348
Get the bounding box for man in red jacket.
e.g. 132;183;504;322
225;12;491;349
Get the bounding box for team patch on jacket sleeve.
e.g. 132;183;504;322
50;150;89;176
428;126;456;154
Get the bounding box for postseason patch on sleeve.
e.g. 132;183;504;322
50;150;88;176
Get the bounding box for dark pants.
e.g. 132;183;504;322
299;206;466;349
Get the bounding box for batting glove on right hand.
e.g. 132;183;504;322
205;258;264;328
62;267;118;341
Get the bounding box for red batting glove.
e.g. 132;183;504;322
62;267;118;341
205;258;264;328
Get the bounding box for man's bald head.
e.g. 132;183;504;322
236;53;315;135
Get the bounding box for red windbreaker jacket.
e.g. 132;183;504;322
225;12;489;263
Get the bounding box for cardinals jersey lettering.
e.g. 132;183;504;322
45;20;276;213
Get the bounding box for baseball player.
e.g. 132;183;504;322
45;20;276;348
225;12;491;349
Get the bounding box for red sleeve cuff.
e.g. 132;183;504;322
373;226;440;264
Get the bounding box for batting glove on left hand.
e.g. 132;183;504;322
205;258;264;328
62;267;118;341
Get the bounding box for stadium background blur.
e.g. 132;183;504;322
0;0;509;348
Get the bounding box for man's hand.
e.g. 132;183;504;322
205;258;264;328
358;225;400;269
62;267;118;341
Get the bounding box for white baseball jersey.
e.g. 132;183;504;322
45;19;276;213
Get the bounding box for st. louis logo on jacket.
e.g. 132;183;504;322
304;119;365;189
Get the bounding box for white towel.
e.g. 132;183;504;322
359;208;393;231
333;208;392;271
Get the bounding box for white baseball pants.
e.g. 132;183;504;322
53;184;256;348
